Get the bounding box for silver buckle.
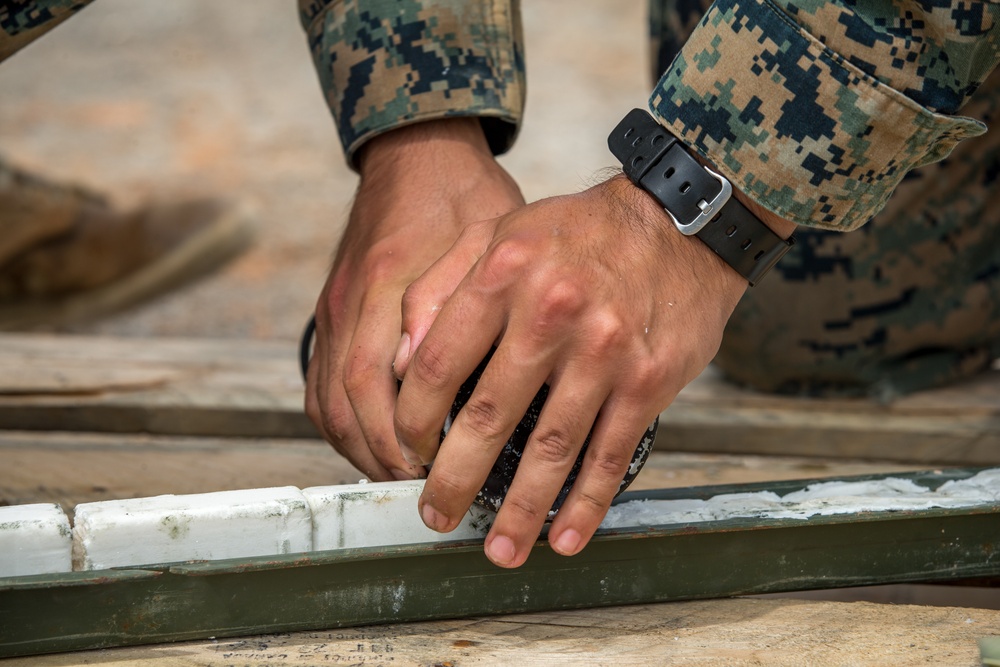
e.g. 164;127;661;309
665;165;733;236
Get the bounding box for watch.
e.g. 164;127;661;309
608;109;794;286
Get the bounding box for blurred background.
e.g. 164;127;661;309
0;0;650;340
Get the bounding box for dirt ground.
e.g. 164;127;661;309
0;0;649;340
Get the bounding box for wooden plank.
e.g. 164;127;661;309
0;333;314;438
660;364;1000;464
0;430;927;512
0;598;996;666
1;333;998;463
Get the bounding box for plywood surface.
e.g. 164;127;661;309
2;599;996;666
0;429;927;512
1;333;998;464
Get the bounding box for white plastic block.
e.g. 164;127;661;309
72;486;312;570
0;503;72;577
303;480;492;551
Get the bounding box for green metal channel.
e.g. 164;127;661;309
1;469;998;657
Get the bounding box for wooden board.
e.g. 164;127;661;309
662;363;1000;464
0;334;314;438
1;599;996;666
0;430;927;512
1;333;997;463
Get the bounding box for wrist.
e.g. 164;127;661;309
597;174;748;298
357;118;495;179
693;158;796;240
606;109;795;286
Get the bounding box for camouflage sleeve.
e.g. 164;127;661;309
650;0;1000;231
299;0;525;170
0;0;92;64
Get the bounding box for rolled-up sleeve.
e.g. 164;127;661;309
299;0;525;170
0;0;92;63
650;0;1000;231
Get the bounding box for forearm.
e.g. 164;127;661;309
299;0;525;170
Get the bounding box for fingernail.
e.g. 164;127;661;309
392;333;411;380
421;502;449;532
390;468;415;481
486;535;517;567
552;529;582;556
399;442;423;466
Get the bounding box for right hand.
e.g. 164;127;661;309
305;118;525;481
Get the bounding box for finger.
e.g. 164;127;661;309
547;397;659;557
308;308;394;482
416;341;551;535
344;284;426;480
393;261;508;466
482;366;611;568
393;221;493;379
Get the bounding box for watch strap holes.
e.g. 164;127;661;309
754;249;765;261
725;224;738;237
663;166;675;179
680;181;691;194
740;238;753;250
632;156;644;169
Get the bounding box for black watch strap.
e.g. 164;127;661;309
608;109;793;286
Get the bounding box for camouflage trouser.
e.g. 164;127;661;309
652;1;1000;398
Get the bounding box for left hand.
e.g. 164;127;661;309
391;175;749;568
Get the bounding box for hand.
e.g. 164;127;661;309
305;118;524;481
392;175;749;567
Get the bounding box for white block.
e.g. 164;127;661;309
0;503;72;577
303;480;492;551
72;486;312;570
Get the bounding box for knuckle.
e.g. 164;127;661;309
629;357;660;389
410;340;454;391
588;446;631;481
501;493;543;521
538;279;586;318
341;350;378;398
359;244;400;285
460;395;508;440
478;239;531;284
393;409;431;446
625;358;671;401
588;310;627;351
399;282;421;317
319;400;355;447
573;487;612;514
530;428;578;466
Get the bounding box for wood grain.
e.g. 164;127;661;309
0;430;926;512
2;333;996;463
2;599;995;666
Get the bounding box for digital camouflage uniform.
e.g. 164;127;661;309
649;0;1000;396
7;0;998;396
298;0;1000;398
